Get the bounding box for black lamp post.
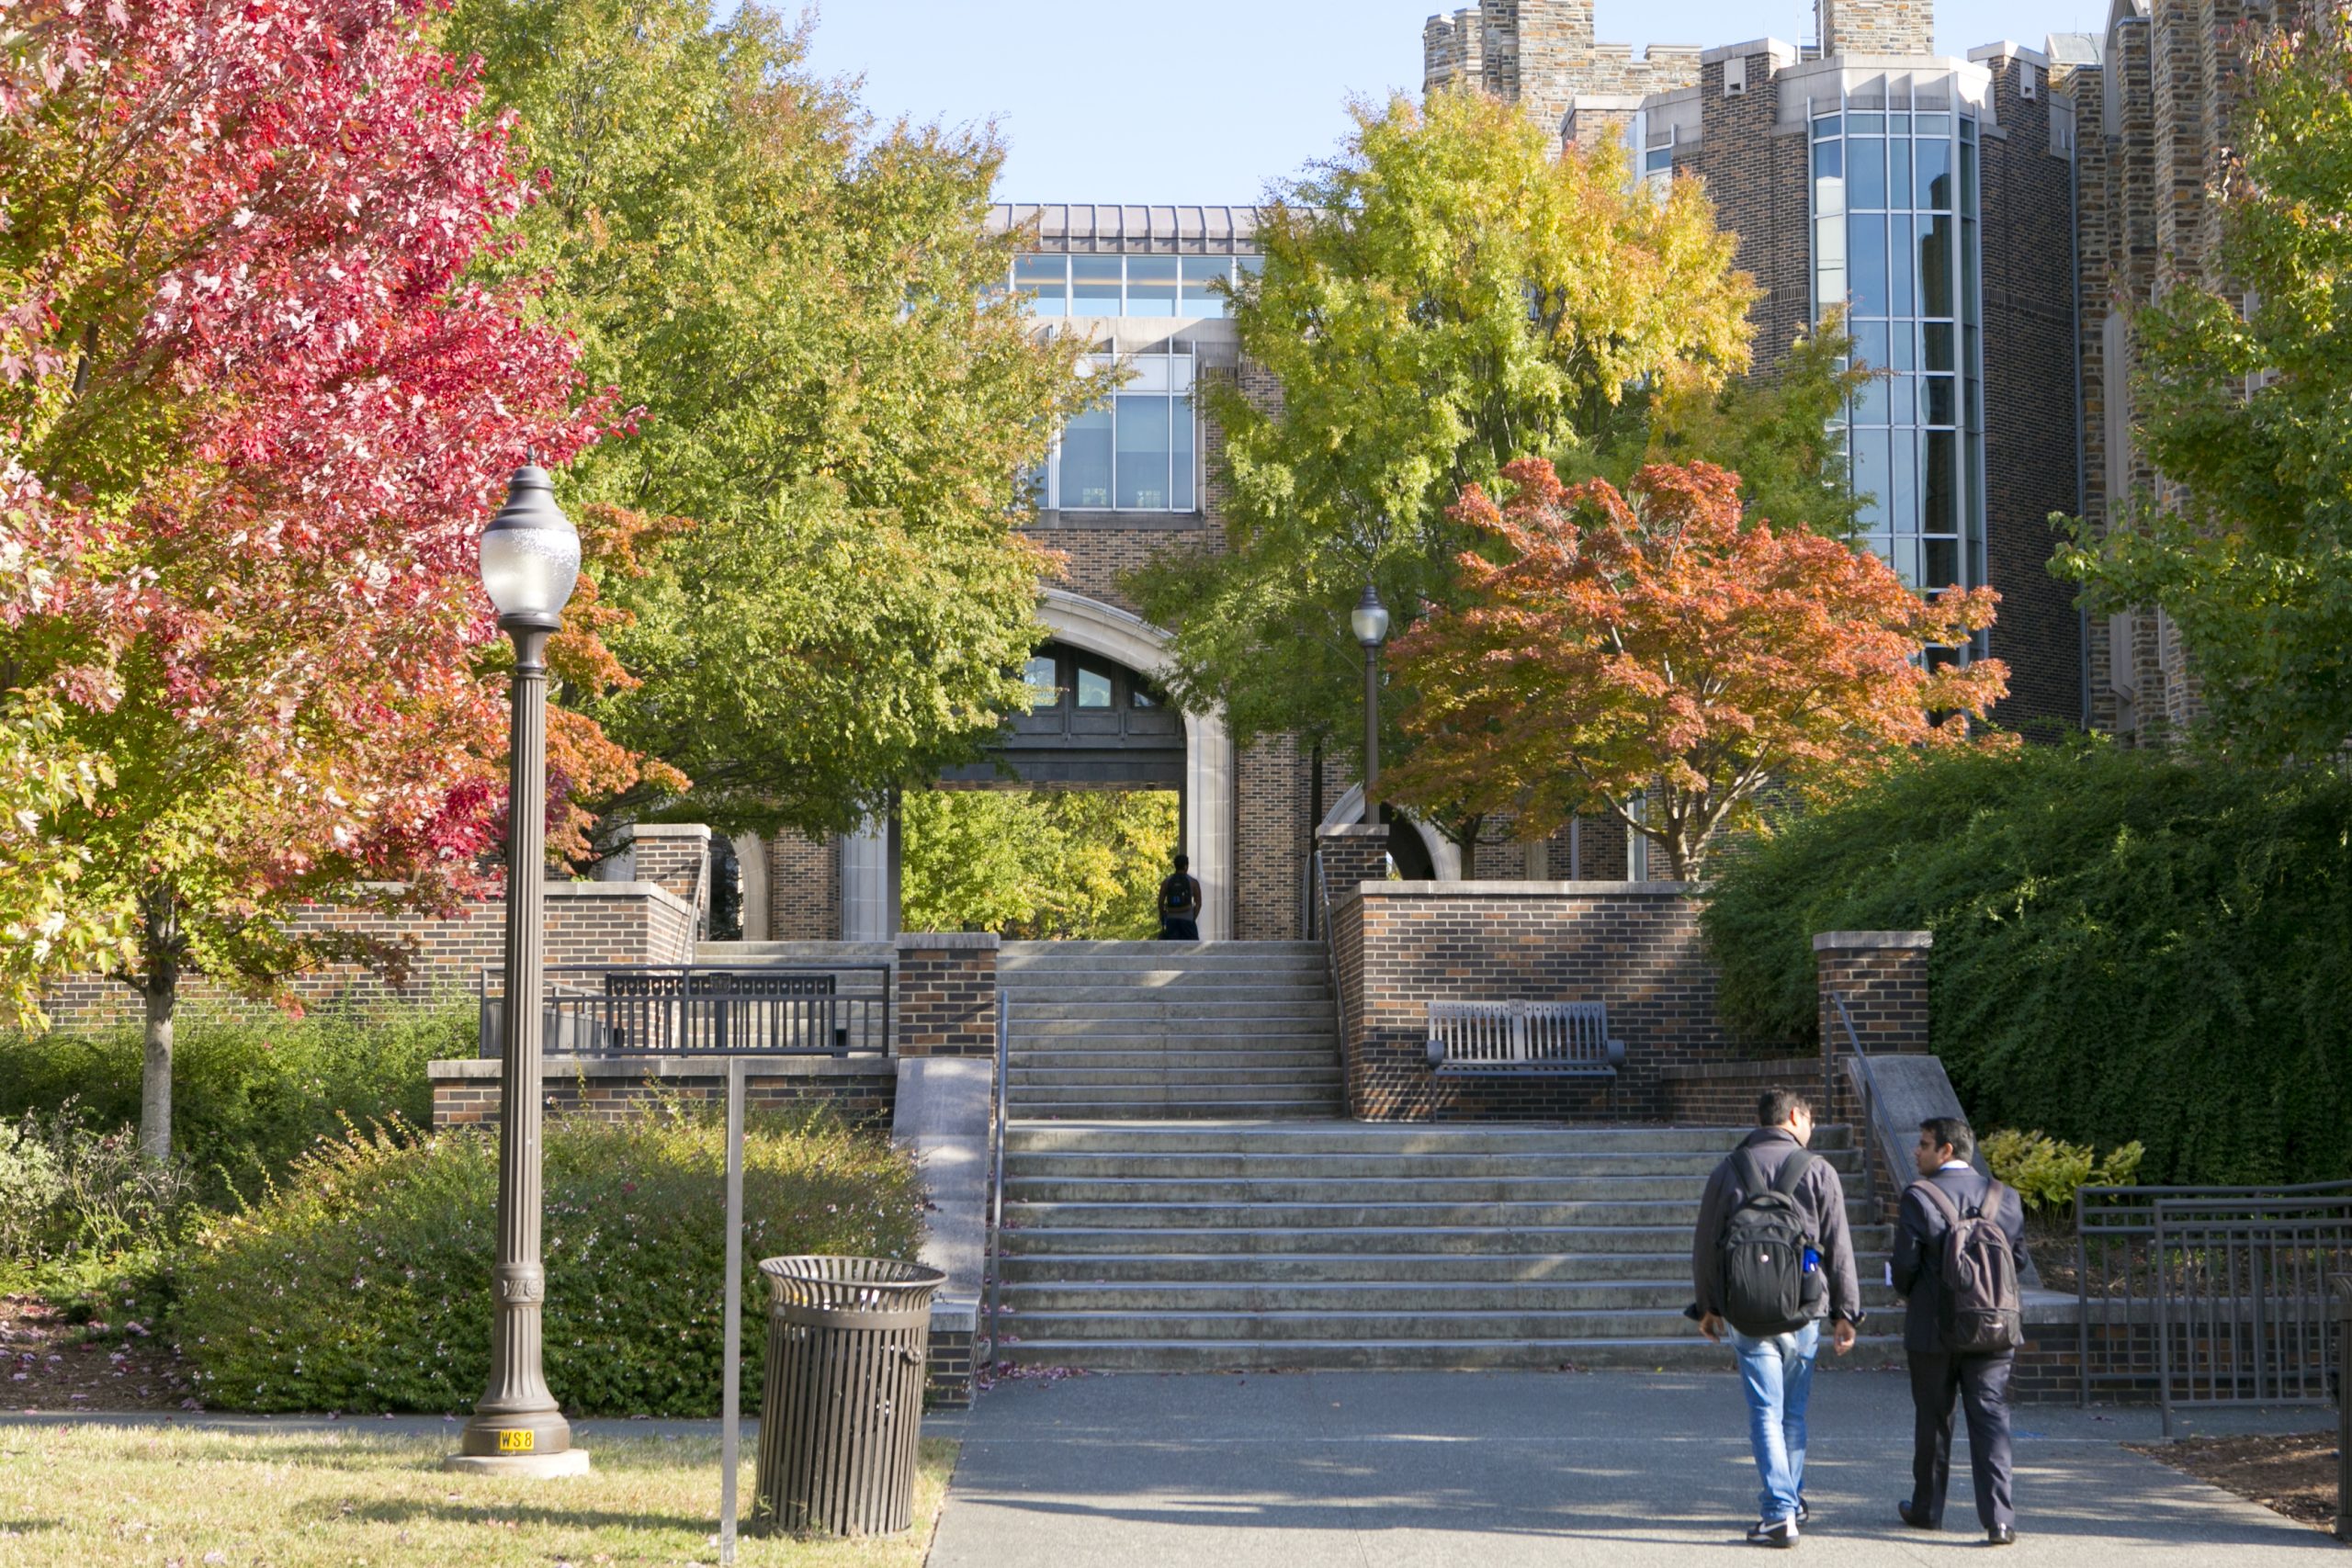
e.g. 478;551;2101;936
450;464;588;1476
1350;580;1390;824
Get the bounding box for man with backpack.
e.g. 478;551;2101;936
1690;1090;1863;1549
1893;1115;2029;1547
1156;852;1202;941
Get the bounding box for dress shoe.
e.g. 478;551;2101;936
1896;1500;1939;1529
1747;1517;1799;1549
1987;1524;2017;1546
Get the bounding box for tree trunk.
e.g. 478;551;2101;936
137;884;183;1164
141;977;175;1164
1458;833;1477;881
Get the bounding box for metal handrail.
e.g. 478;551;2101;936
984;987;1010;1368
1823;990;1886;1211
1313;850;1350;1062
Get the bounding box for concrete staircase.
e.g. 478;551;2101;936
999;941;1343;1119
995;1121;1904;1371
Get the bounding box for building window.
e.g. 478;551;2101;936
1011;253;1255;320
1032;350;1197;514
1811;102;1984;601
1023;655;1061;708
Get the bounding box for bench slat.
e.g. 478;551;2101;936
1425;1000;1624;1077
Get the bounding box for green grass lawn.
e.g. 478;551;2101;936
0;1427;956;1567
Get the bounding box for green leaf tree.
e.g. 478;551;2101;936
444;0;1097;838
2056;3;2352;759
899;788;1179;939
1127;88;1759;836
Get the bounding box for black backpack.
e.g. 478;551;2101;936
1717;1145;1822;1337
1915;1179;2025;1354
1159;874;1193;915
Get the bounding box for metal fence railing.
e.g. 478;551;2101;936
478;963;891;1056
2075;1180;2352;1428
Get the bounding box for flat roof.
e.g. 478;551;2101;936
989;203;1261;254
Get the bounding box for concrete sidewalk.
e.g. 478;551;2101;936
929;1369;2339;1565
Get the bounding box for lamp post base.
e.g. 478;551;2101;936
442;1449;594;1478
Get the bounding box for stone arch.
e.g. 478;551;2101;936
1318;784;1463;881
1038;590;1233;940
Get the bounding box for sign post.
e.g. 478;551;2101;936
720;1056;747;1564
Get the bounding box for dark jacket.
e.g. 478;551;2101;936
1891;1165;2030;1355
1691;1127;1863;1328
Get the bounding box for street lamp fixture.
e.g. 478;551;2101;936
1352;580;1388;824
450;463;589;1477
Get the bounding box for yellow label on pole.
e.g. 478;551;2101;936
498;1429;536;1453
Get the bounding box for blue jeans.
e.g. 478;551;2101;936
1731;1319;1821;1525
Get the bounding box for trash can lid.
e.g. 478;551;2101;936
760;1255;948;1314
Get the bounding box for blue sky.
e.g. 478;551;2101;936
782;0;2102;204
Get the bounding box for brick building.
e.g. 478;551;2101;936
748;204;1630;945
2056;0;2273;742
1426;0;2087;730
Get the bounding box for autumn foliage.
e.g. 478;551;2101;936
0;0;652;1145
1384;458;2008;879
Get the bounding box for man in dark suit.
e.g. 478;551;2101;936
1892;1115;2029;1547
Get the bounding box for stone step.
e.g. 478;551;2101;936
1010;1082;1345;1107
1008;1068;1344;1092
994;1337;1906;1372
1002;1122;1855;1156
1005;1050;1343;1073
992;1250;1747;1283
1001;968;1329;989
1007;1001;1337;1022
999;1280;1907;1314
1015;1102;1348;1121
998;1224;1897;1258
1002;984;1329;1006
1002;1174;1763;1204
1001;1148;1861;1179
1007;1021;1339;1041
1004;1198;1883;1231
995;1306;1907;1345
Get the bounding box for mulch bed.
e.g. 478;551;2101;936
1;1294;198;1413
2129;1431;2341;1531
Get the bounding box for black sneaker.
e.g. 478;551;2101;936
1747;1517;1799;1549
1796;1497;1810;1524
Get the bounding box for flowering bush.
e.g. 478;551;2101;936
170;1109;924;1416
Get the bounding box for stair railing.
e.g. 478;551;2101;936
984;986;1010;1367
1313;850;1350;1076
1822;990;1884;1212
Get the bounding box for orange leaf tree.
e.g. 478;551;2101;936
1384;458;2009;880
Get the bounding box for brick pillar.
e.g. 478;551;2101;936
1315;824;1391;900
1814;931;1932;1054
626;822;710;906
892;932;999;1057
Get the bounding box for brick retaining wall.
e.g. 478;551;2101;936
892;933;998;1058
1815;931;1932;1054
1329;880;1740;1122
42;881;699;1031
429;1054;896;1129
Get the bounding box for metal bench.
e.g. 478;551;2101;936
1425;1000;1624;1103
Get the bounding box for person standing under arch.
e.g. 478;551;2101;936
1157;853;1203;941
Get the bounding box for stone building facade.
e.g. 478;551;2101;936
2056;0;2272;742
1429;0;2087;731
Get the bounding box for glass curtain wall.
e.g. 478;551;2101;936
1011;253;1262;319
1810;102;1984;597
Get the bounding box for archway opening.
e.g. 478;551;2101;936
900;785;1181;939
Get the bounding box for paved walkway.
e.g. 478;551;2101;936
930;1369;2339;1565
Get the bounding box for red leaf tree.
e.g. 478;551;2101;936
1384;458;2009;881
0;0;622;1157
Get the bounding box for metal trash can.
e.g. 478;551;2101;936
752;1255;947;1538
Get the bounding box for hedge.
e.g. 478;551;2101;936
1702;742;2352;1186
170;1109;925;1416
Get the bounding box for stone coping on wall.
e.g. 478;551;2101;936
429;1053;889;1084
538;880;698;919
1355;879;1700;897
1813;930;1933;950
619;822;711;842
891;931;1001;952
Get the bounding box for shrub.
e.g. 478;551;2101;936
1981;1129;2145;1213
171;1107;926;1416
0;1103;194;1292
1702;741;2352;1186
0;1002;464;1203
